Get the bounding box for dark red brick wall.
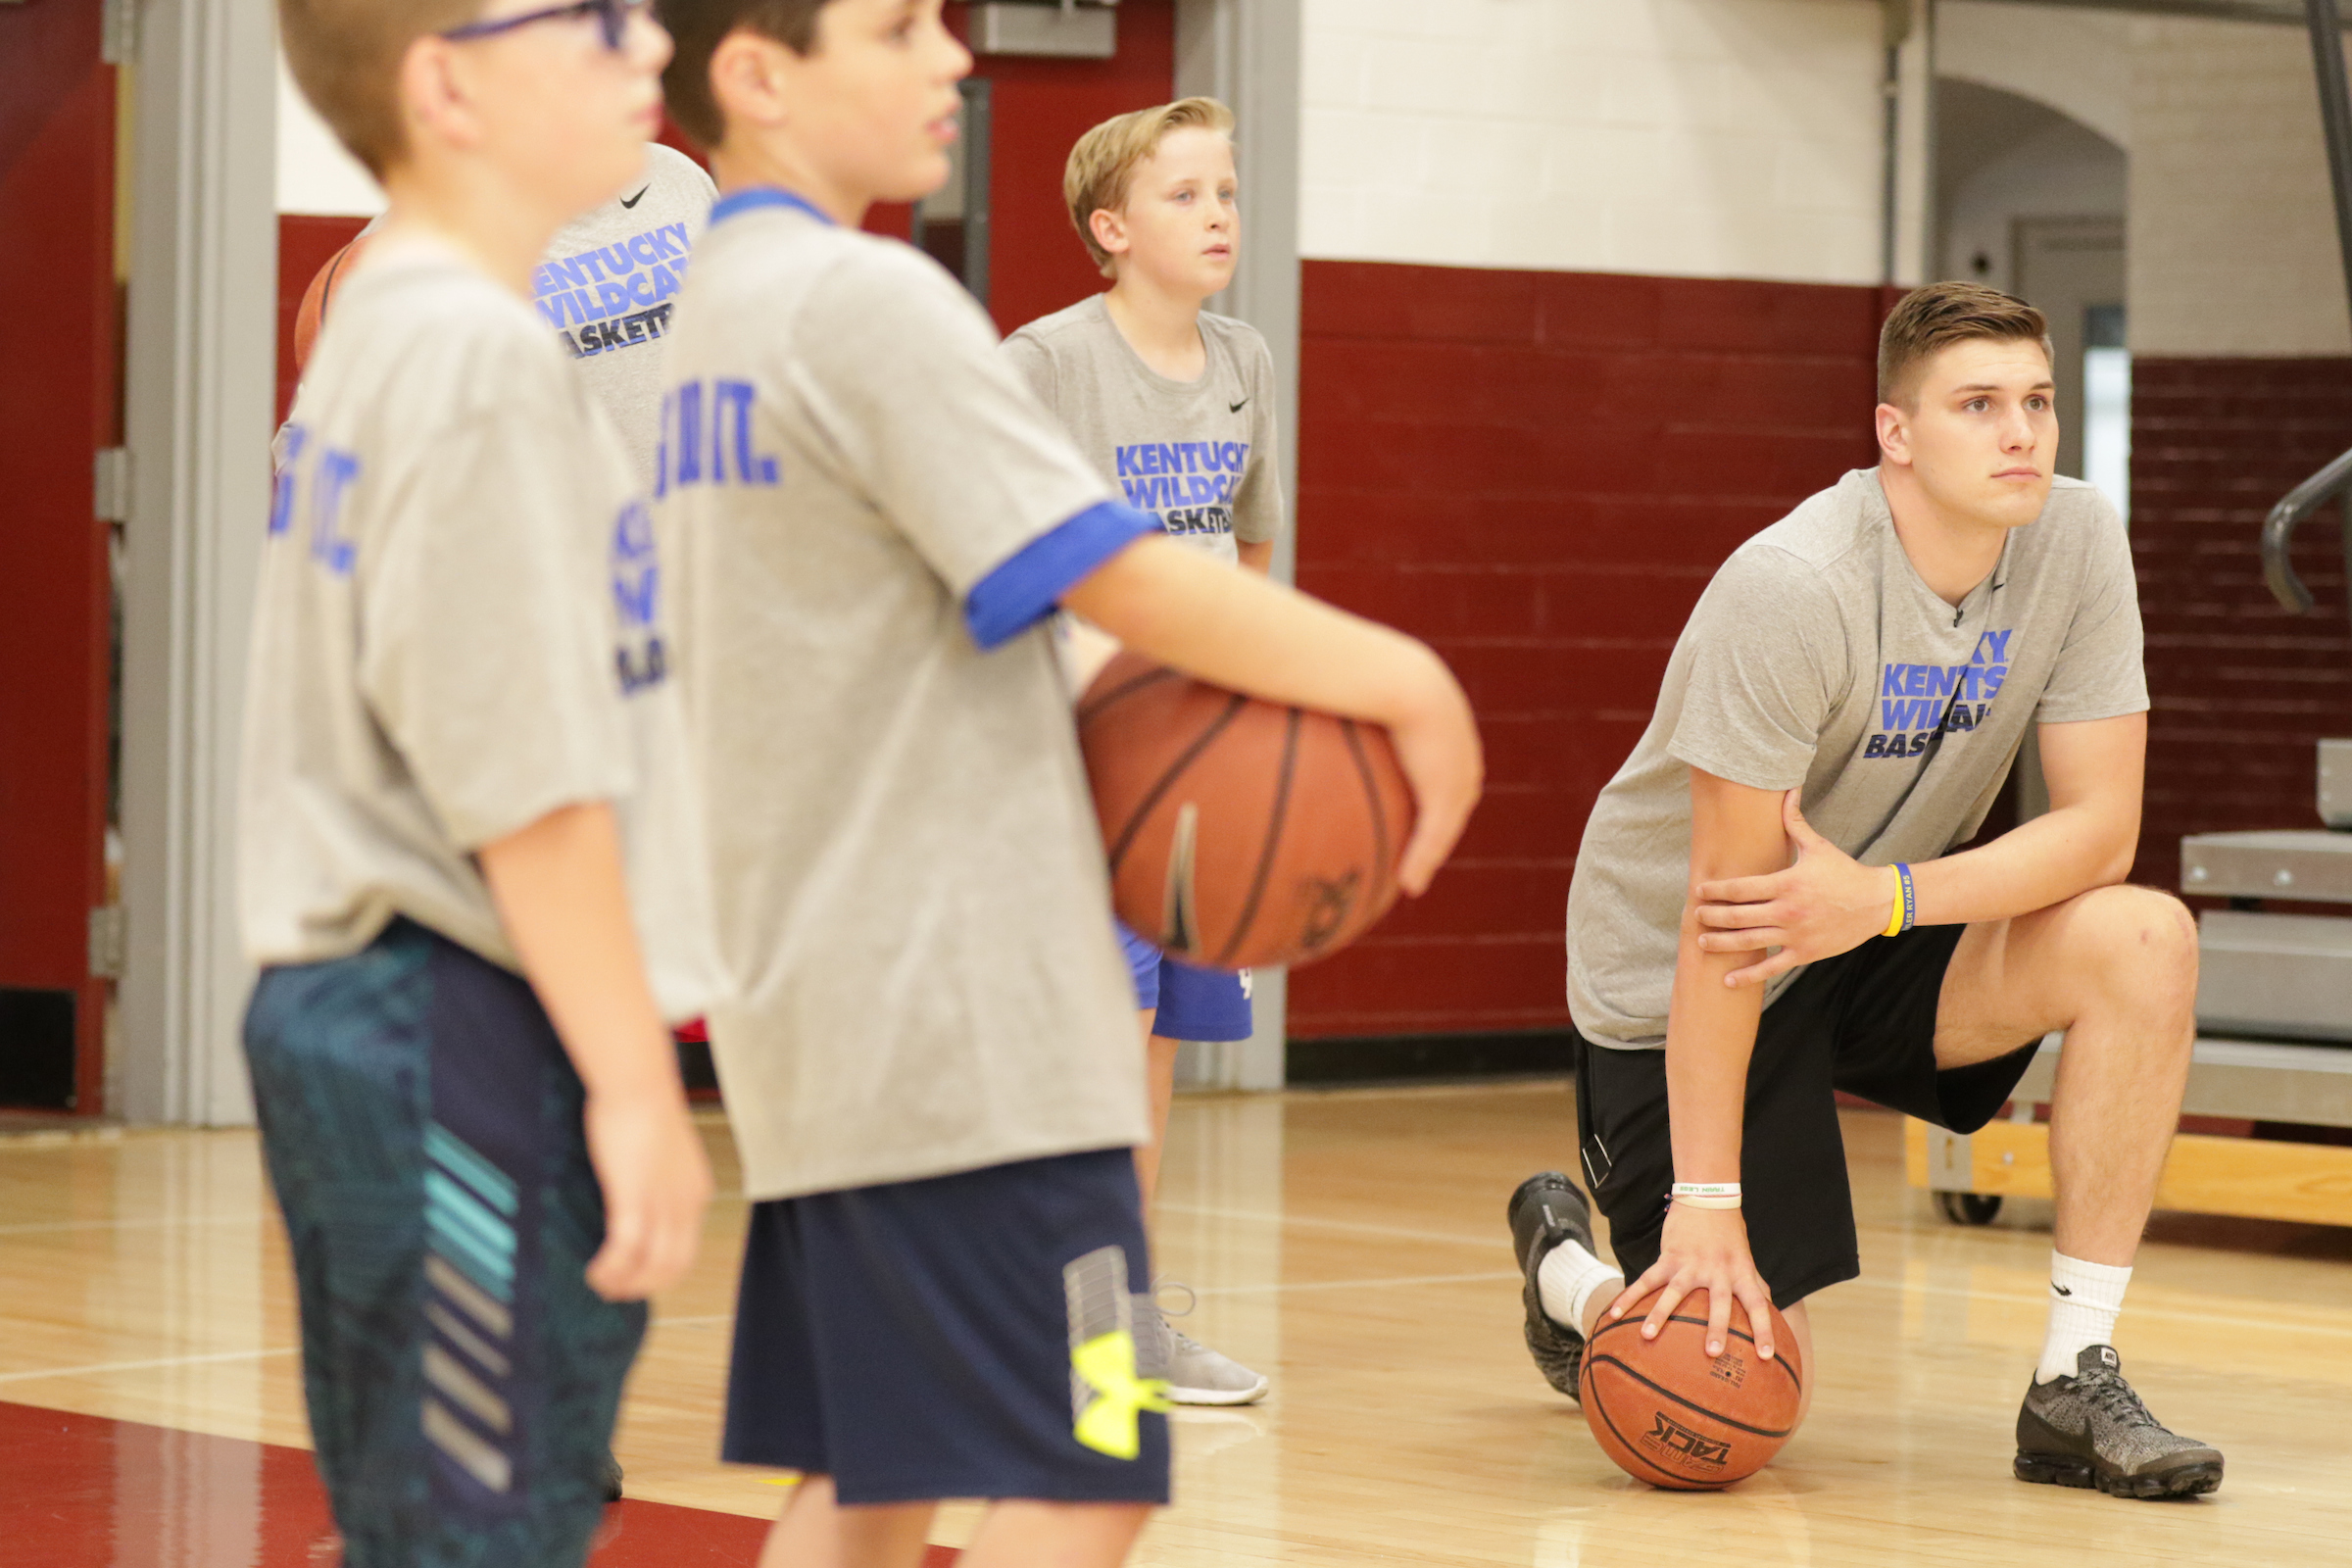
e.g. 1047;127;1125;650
2132;359;2352;899
1287;261;1884;1038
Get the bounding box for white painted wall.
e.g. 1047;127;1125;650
1298;0;1886;283
1941;112;2124;294
276;51;385;216
2129;18;2352;357
1938;0;2130;152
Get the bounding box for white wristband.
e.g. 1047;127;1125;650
1671;1182;1742;1210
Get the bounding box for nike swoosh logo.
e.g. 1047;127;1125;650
1229;398;1250;414
2052;1283;2073;1297
620;185;651;209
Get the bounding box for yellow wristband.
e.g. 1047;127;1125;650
1882;861;1916;939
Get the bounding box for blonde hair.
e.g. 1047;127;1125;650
279;0;485;178
1063;97;1235;276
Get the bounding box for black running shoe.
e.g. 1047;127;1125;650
2014;1346;2224;1499
599;1451;624;1504
1507;1171;1596;1404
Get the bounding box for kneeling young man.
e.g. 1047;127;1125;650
1510;282;2221;1498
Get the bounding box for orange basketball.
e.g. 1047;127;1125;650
292;233;370;375
1579;1288;1803;1490
1077;650;1413;970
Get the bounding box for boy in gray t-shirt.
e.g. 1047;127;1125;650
536;141;717;486
1001;97;1280;1408
242;4;714;1561
659;4;1480;1558
1508;284;2222;1500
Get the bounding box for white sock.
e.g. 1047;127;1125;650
2037;1251;2132;1383
1537;1238;1623;1337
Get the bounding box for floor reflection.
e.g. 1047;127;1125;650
0;1400;934;1567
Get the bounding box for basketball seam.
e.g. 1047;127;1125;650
1582;1370;1721;1490
320;241;355;316
1581;1352;1796;1441
1587;1312;1802;1396
1102;694;1249;880
1339;719;1394;912
1076;663;1178;725
1213;707;1300;968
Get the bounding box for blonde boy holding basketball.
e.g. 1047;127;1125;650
1002;98;1281;1407
243;0;714;1560
656;1;1479;1562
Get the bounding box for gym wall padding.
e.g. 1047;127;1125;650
1286;259;1885;1039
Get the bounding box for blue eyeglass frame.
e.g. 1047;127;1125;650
440;0;646;51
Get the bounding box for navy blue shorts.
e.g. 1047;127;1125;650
1116;919;1252;1043
723;1148;1171;1507
243;918;644;1568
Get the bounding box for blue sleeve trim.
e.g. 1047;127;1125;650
710;187;836;227
963;501;1161;651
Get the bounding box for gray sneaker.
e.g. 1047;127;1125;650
2014;1346;2224;1499
1144;1290;1269;1406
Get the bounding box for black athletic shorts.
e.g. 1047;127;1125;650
1574;924;2042;1308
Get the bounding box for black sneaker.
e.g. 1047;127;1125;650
599;1451;624;1504
1507;1171;1596;1404
2014;1346;2224;1499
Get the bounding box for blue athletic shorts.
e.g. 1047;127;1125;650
1115;919;1253;1043
242;917;644;1568
722;1148;1171;1507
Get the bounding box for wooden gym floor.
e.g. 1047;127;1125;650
2;1081;2348;1565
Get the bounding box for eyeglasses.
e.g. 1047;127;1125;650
440;0;648;52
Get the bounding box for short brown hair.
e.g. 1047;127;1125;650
1064;97;1235;275
1878;282;2052;406
660;0;836;151
280;0;486;178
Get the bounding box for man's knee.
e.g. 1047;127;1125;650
2062;885;2199;1013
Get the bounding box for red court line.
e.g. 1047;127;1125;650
0;1398;957;1566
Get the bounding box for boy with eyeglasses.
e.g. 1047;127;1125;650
244;2;717;1561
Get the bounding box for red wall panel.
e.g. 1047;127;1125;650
276;216;370;423
0;1;116;1110
2131;359;2352;898
1288;260;1884;1040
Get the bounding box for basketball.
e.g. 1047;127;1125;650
1580;1288;1803;1490
1077;649;1413;970
292;233;369;374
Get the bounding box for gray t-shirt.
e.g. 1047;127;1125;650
535;144;716;487
241;235;722;1022
1566;469;2147;1049
661;195;1149;1201
1002;295;1282;565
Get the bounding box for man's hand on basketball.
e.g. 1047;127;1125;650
1607;1202;1778;1362
582;1089;712;1302
1690;790;1898;987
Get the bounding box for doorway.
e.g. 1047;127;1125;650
2015;216;2127;494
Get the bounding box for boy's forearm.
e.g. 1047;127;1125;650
477;802;688;1105
1065;534;1453;729
1238;539;1274;574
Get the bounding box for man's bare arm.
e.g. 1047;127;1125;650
1693;713;2144;985
1906;711;2143;924
1606;766;1789;1361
